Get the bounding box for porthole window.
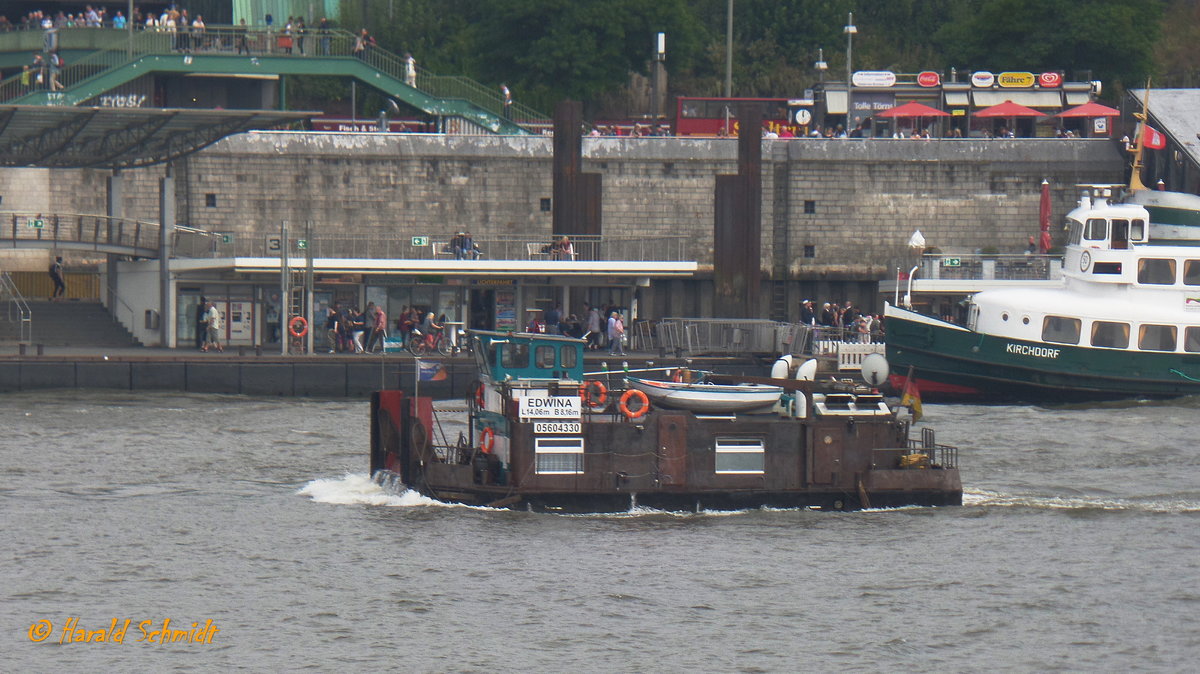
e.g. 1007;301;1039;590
1001;312;1009;321
1022;316;1030;325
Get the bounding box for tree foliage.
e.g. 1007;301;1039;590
333;0;1175;117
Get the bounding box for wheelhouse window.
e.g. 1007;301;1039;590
715;437;765;474
535;345;556;369
1111;219;1130;249
501;343;529;369
1067;220;1083;245
1137;258;1176;285
1042;316;1082;345
1138;325;1177;352
534;437;584;474
560;345;577;369
1084;218;1107;241
1185;327;1200;353
1090;321;1130;349
1184;260;1200;286
1130;218;1146;242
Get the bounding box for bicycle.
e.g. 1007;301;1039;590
406;328;452;357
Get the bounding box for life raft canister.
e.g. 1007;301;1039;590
288;316;308;338
619;389;650;419
580;381;608;409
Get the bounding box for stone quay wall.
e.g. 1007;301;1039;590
1;133;1124;314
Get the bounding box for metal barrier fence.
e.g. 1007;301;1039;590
635;318;884;364
176;232;690;262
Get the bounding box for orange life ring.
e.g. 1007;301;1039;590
580;381;607;408
479;426;495;454
469;380;486;409
619;389;650;419
288;316;308;338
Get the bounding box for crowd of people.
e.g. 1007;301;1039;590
798;299;882;344
319;301;399;354
524;301;626;354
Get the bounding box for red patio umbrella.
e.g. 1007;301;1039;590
1053;102;1120;118
973;100;1047;118
876;101;951;118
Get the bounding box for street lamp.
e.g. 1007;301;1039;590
844;12;857;131
725;0;733;98
814;48;828;83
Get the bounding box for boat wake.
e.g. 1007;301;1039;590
964;488;1200;513
297;473;447;508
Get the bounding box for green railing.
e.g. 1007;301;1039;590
0;25;549;131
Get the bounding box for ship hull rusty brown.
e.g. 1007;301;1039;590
370;330;962;513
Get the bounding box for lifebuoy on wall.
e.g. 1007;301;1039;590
619;389;650;419
580;381;608;408
288;316;308;338
468;380;486;409
479;426;495;454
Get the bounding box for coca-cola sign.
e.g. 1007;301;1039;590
971;71;995;87
917;71;941;87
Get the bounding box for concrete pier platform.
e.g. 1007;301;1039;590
0;345;765;398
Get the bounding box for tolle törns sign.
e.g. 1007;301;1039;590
917;71;941;87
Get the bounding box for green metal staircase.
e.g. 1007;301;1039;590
0;27;547;135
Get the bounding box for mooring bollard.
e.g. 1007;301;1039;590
255;345;262;356
36;344;44;356
238;345;246;356
18;343;26;356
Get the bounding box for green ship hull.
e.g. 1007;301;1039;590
885;310;1200;402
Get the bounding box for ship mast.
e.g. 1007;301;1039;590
1127;83;1152;192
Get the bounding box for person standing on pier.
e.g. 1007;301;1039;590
48;255;65;300
203;301;224;353
195;296;208;350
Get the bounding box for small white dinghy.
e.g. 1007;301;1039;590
625;375;783;413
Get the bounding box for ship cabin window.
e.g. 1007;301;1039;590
501;343;530;369
1137;258;1176;285
534;437;584;474
1110;219;1130;249
1042;316;1082;345
1130;218;1146;242
560;345;578;369
1084;218;1107;242
535;345;556;369
1184;260;1200;286
1138;325;1177;352
1185;327;1200;353
1090;321;1130;349
714;437;765;474
1067;219;1083;246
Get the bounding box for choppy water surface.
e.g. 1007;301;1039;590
2;391;1198;672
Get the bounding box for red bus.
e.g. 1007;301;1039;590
673;97;800;137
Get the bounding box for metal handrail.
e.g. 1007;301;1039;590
183;232;691;262
0;269;33;343
2;211;160;254
103;280;140;343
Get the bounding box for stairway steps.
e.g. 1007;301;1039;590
2;301;142;347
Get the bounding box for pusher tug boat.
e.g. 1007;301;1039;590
886;93;1200;402
370;330;961;512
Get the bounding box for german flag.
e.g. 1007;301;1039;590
899;367;923;422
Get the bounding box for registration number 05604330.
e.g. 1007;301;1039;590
533;422;581;434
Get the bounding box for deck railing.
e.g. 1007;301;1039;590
918;253;1062;281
